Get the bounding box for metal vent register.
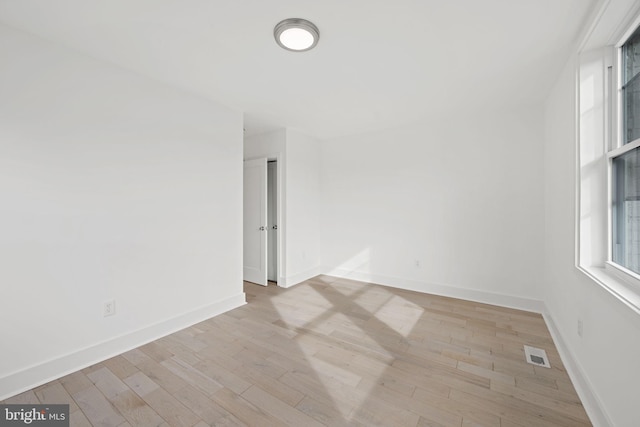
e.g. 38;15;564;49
524;345;551;368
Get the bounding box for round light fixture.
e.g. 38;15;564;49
274;18;319;52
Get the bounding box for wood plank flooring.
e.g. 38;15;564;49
2;275;592;426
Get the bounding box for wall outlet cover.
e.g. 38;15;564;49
103;300;116;317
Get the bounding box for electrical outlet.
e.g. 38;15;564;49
103;300;116;317
577;319;583;337
415;259;420;267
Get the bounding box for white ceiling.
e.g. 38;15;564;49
0;0;596;139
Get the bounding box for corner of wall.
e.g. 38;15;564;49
541;306;613;427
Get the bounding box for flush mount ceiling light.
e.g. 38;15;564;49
274;18;319;52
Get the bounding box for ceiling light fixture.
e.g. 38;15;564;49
274;18;319;52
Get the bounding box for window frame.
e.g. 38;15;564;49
576;6;640;315
605;26;640;288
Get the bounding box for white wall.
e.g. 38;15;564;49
243;128;322;287
320;109;545;309
284;129;322;284
543;41;640;427
244;129;286;160
0;25;244;399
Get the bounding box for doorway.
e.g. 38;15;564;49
267;160;278;283
243;157;279;286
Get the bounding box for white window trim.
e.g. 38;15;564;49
578;264;640;314
606;137;640;159
577;5;640;316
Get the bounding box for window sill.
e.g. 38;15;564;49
577;264;640;315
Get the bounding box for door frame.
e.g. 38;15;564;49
244;153;285;286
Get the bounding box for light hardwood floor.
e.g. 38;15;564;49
2;275;592;426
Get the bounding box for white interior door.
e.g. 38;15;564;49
243;158;267;286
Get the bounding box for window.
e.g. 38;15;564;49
611;26;640;277
577;8;640;313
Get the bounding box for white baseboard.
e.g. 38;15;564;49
281;266;325;289
323;267;545;313
0;293;246;401
542;309;612;427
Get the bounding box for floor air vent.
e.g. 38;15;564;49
524;345;551;368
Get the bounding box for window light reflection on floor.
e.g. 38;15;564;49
270;275;425;420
